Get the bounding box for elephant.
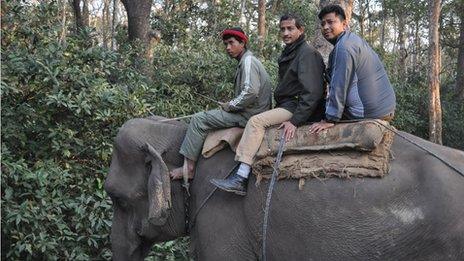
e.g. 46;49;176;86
104;116;464;260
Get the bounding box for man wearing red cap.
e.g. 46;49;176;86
211;14;326;195
170;27;272;180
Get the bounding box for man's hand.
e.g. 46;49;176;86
309;120;335;133
278;121;297;142
218;101;230;112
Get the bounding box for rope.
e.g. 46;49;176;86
262;131;286;261
370;120;464;177
187;164;239;233
332;119;463;177
158;114;196;122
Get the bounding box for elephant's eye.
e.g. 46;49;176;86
118;199;129;209
111;196;129;209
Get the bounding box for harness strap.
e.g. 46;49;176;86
187;164;239;233
365;120;464;178
261;131;286;261
182;158;190;196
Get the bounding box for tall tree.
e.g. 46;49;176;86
258;0;266;52
397;8;407;76
72;0;89;31
456;1;464;100
380;0;387;53
120;0;154;63
313;0;354;62
111;0;118;50
427;0;443;144
59;0;68;44
102;0;110;48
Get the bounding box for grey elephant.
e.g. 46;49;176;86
104;116;464;260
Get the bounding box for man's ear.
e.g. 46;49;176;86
299;26;305;33
342;19;349;29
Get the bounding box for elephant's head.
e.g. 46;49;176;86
104;118;187;260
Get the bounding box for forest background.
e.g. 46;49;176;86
2;0;463;259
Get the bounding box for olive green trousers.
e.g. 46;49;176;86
179;109;248;161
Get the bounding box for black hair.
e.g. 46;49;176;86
318;4;346;21
222;27;247;47
279;13;304;29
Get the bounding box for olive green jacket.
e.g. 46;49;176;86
227;50;272;119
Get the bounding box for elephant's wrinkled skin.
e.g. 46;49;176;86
104;117;464;260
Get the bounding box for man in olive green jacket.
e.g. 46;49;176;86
170;27;272;179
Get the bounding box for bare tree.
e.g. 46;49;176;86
59;0;68;45
397;8;407;76
456;2;464;100
240;0;247;27
380;0;386;52
120;0;154;61
427;0;443;144
258;0;266;52
412;18;421;75
111;0;118;50
102;0;110;48
72;0;89;31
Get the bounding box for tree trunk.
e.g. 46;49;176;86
72;0;89;31
258;0;266;52
412;19;420;75
102;0;110;48
59;0;67;45
397;9;407;76
358;0;365;38
313;0;354;63
240;0;247;27
111;0;118;50
380;0;386;52
270;0;282;15
427;0;442;144
456;2;464;100
120;0;153;60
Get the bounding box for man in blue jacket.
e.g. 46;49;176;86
310;4;396;133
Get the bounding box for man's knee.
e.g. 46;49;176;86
190;111;208;128
248;114;265;128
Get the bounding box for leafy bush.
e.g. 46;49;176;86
1;148;112;260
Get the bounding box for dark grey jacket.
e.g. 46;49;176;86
326;31;396;122
274;35;326;126
228;50;272;119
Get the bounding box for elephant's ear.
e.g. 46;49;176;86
144;143;171;226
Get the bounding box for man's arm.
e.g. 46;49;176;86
325;45;356;122
288;49;325;126
310;45;356;134
224;56;260;112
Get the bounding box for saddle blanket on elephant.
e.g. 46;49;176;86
253;128;394;186
202;120;395;182
202;127;244;158
202;120;391;157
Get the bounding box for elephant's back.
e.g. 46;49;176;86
192;138;464;260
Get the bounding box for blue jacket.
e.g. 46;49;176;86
326;31;396;122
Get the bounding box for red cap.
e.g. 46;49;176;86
221;29;248;43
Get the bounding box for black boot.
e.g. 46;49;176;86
210;173;248;196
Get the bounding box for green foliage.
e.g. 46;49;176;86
1;148;112;260
1;1;196;259
382;52;464;150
